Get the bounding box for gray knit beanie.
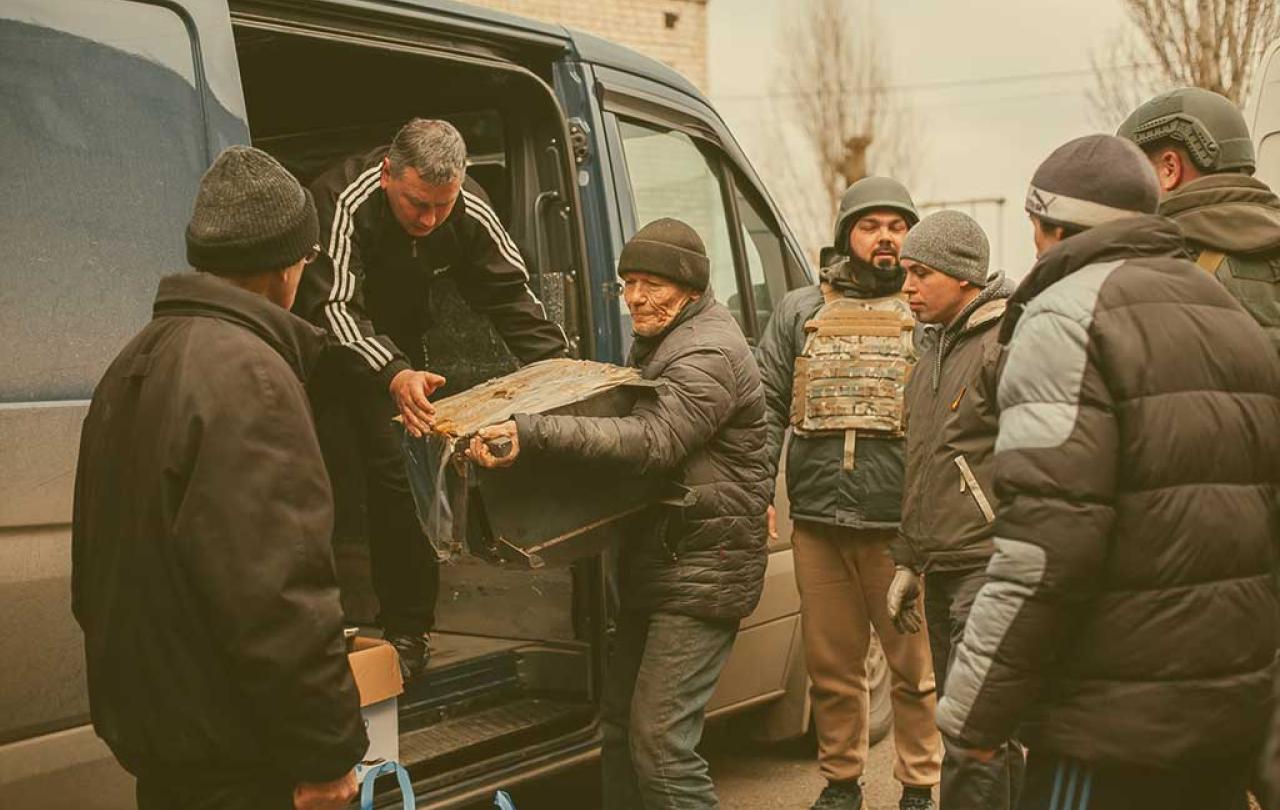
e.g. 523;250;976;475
186;145;318;274
617;218;710;292
900;210;990;287
1024;134;1160;230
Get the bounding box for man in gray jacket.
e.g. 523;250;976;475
885;211;1022;809
470;218;772;810
756;177;942;810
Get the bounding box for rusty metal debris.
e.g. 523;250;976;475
405;358;658;568
428;358;642;439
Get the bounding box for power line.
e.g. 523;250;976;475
714;62;1149;102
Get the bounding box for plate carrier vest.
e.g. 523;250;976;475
791;293;916;470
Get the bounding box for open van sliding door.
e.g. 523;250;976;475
227;4;614;805
591;64;814;737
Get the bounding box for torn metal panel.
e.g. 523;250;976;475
428;358;644;439
405;358;665;568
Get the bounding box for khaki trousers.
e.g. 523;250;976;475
792;520;942;787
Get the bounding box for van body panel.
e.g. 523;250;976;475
0;726;133;810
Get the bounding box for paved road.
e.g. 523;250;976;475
487;728;934;810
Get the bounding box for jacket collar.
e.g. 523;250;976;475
998;214;1184;344
1159;173;1280;255
152;272;328;381
928;273;1012;390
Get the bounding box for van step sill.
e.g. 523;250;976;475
399;697;592;772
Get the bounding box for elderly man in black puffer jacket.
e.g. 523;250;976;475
470;217;771;810
939;134;1280;810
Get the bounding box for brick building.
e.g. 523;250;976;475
464;0;709;90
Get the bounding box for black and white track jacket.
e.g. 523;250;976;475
294;146;567;389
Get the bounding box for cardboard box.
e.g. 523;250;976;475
347;637;404;765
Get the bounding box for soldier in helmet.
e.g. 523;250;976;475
1118;86;1280;354
757;177;943;810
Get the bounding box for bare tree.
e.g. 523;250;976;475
1090;0;1280;128
762;0;920;262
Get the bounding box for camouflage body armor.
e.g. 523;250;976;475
791;293;916;470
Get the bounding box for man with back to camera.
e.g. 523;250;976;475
294;118;568;678
1118;86;1279;355
72;146;366;810
938;134;1280;810
756;176;943;810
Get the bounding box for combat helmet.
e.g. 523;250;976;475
1117;87;1255;174
832;176;919;254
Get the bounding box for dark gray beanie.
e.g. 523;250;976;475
1024;134;1160;230
186;145;318;274
900;210;990;287
617;218;710;292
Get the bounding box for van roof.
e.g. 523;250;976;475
393;0;710;106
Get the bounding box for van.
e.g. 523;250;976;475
0;1;893;806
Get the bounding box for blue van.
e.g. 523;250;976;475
0;1;890;806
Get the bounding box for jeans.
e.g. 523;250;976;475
1016;749;1250;810
314;381;439;636
601;610;738;810
925;566;1024;810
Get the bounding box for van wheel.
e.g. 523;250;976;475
867;633;892;745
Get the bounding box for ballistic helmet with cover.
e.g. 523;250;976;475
832;176;919;254
1117;87;1255;174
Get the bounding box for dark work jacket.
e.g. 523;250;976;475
757;284;908;529
71;273;366;783
293;145;567;391
514;297;771;620
1159;173;1280;355
937;216;1280;768
896;279;1011;572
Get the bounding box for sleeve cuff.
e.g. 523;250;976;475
512;412;542;455
376;359;413;393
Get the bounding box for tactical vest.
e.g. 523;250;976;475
791;294;916;470
1197;249;1280;356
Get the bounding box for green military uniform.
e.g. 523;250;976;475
1118;86;1280;355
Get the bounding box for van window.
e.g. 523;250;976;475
732;176;790;330
615;119;742;327
0;0;206;403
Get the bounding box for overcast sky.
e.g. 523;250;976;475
706;0;1133;277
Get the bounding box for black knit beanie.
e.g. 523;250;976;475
617;218;710;292
186;146;318;274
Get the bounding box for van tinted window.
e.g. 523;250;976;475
0;0;207;403
616;119;741;327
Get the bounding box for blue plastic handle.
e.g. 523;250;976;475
358;761;416;810
493;790;517;809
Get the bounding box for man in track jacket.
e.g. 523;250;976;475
294;118;567;676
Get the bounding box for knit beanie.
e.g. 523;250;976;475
186;145;318;274
900;210;990;287
1024;134;1160;230
617;218;710;292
